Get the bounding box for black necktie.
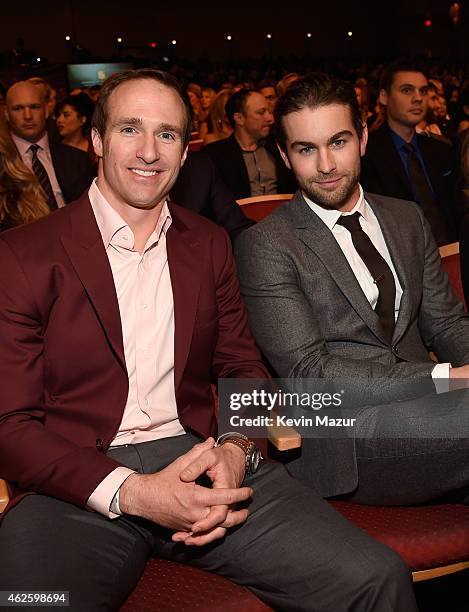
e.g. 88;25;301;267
336;212;396;342
403;143;447;245
29;144;58;210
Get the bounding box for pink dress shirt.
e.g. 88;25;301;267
87;180;185;517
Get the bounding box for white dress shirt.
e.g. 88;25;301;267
303;185;450;381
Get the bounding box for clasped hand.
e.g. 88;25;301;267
119;438;251;546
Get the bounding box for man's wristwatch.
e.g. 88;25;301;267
215;432;263;476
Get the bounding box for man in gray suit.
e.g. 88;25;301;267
235;73;469;505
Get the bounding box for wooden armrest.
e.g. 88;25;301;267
267;412;301;451
0;478;9;513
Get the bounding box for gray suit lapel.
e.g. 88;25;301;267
287;192;389;344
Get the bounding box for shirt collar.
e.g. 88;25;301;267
88;178;172;251
303;184;369;230
388;124;419;153
11;131;50;157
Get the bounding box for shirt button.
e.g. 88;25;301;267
122;235;128;241
143;303;148;309
144;398;149;406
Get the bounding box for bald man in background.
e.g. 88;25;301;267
4;81;94;209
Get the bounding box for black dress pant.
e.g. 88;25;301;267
0;434;417;612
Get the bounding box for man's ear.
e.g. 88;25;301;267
360;123;368;157
91;127;103;158
277;143;292;170
378;88;388;107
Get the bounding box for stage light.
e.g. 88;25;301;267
267;33;272;39
171;39;177;45
347;31;353;37
150;41;157;48
36;57;41;62
425;19;432;27
117;37;123;43
227;35;232;41
65;35;71;41
307;33;312;38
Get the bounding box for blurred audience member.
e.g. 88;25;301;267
202;88;233;145
258;80;278;113
56;94;95;159
187;82;203;130
5;81;95;208
0;115;49;232
204;88;296;199
27;76;60;142
361;61;459;245
276;73;301;96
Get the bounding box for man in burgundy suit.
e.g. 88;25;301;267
0;69;416;612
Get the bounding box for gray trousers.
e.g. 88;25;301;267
0;434;417;612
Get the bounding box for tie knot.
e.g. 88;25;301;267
336;212;362;234
403;142;415;156
29;144;40;154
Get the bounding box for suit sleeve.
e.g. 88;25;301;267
235;225;438;406
0;238;121;508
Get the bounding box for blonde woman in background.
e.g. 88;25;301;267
202;88;234;145
0;116;49;232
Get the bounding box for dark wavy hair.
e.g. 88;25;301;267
275;72;363;153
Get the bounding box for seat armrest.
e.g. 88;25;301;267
0;478;9;513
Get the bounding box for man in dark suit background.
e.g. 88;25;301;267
170;150;254;241
4;81;94;208
360;60;462;245
0;69;416;612
236;73;469;507
204;88;296;199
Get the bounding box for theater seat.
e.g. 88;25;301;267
330;500;469;582
236;194;293;222
439;242;466;310
120;558;271;611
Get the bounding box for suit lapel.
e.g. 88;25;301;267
376;126;414;200
288;194;389;343
167;205;202;391
61;194;126;370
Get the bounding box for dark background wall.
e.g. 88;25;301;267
1;0;468;63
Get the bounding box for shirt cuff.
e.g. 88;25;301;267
431;362;451;394
87;467;136;519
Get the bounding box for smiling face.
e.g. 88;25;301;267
92;78;188;216
379;71;429;130
278;103;367;212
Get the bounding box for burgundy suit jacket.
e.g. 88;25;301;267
0;193;269;512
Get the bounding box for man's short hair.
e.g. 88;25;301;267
224;88;256;128
275;73;363;152
379;59;427;93
91;68;193;146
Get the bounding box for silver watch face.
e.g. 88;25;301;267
249;448;262;474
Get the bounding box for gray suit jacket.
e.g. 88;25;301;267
235;190;469;496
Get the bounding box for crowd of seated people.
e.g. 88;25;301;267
1;58;469;249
